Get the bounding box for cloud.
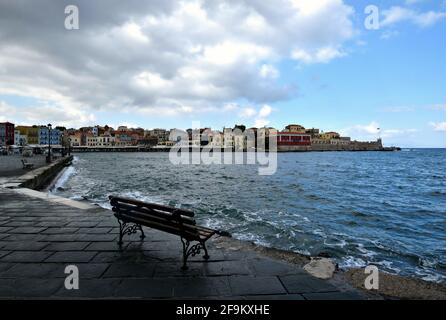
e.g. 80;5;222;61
254;118;270;128
236;104;274;128
259;64;279;79
239;107;257;118
340;121;418;140
258;104;273;118
382;6;446;28
428;104;446;111
0;100;96;127
0;0;356;127
380;106;415;112
380;30;400;40
429;122;446;131
292;46;346;64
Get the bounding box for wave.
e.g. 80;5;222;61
53;166;76;190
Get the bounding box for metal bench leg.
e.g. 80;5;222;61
117;219;141;245
181;238;190;270
138;224;145;240
117;219;124;245
202;241;210;260
181;238;209;270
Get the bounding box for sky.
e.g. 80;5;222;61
0;0;445;147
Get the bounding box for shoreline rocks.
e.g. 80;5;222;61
303;257;336;280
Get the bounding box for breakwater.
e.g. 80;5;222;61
4;156;73;190
69;146;399;153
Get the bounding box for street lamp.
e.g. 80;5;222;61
46;123;52;163
68;138;71;156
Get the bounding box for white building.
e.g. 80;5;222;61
14;130;28;146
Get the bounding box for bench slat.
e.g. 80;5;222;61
112;201;196;226
110;196;194;217
116;212;208;241
109;196;216;242
114;207;199;235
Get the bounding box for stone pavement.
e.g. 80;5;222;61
0;155;47;178
0;187;365;300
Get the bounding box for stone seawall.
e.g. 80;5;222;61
278;141;384;152
6;156;73;190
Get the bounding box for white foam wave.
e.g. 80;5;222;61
51;166;77;192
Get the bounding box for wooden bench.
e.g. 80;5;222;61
109;196;217;270
21;159;34;169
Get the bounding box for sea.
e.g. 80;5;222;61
51;149;446;283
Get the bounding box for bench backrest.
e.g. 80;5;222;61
109;196;201;240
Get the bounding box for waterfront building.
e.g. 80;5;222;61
14;129;27;146
305;128;320;137
0;122;15;146
276;132;311;146
16;126;39;144
148;128;169;144
114;130;141;146
223;128;234;148
208;130;224;147
320;132;340;140
137;136;158;147
284;124;306;133
86;135;98;147
97;133;115;147
256;127;277;151
39;126;62;145
68;133;82;147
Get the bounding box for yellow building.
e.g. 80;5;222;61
16;126;39;144
320;132;340;140
284;124;306;133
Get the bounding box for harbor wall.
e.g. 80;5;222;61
17;156;73;190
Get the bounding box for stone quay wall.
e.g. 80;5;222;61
17;156;73;190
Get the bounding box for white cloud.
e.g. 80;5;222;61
380;30;400;40
429;104;446;111
405;0;425;4
239;107;257;118
234;104;274;127
381;106;414;112
292;47;345;64
382;6;446;28
430;122;446;131
259;64;279;79
340;121;418;140
254;118;270;128
0;0;357;127
258;104;273;118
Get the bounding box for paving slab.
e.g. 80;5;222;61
44;242;91;251
1;251;52;263
279;274;339;294
45;251;98;263
0;187;364;300
115;278;175;298
102;263;155;278
228;276;287;296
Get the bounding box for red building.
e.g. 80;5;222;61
276;132;311;146
0;122;15;146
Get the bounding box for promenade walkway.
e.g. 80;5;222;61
0;155;47;178
0;187;365;299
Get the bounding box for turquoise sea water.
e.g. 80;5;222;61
53;149;446;282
